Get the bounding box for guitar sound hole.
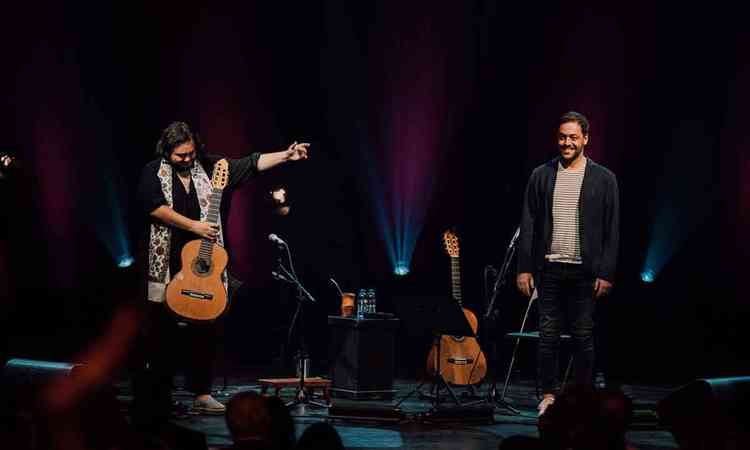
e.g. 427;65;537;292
193;258;212;275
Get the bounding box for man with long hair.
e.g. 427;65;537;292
133;121;309;421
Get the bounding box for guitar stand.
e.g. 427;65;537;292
395;334;462;410
392;287;492;423
439;343;519;415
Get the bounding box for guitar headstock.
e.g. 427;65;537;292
442;229;460;258
212;159;229;189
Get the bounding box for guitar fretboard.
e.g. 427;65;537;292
198;188;223;260
450;256;462;306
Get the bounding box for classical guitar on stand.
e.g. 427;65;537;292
166;159;230;322
426;229;487;385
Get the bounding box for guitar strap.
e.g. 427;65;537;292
147;159;227;303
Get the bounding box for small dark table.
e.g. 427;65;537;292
327;316;400;400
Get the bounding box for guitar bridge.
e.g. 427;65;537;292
447;357;474;365
180;290;214;300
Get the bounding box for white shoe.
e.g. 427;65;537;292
537;395;555;417
192;395;226;415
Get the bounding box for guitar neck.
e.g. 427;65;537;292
450;256;462;306
198;188;223;257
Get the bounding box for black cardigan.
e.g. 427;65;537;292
517;157;619;282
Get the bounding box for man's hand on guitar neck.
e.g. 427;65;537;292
150;206;218;241
190;221;219;241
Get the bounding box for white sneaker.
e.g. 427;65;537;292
192;395;226;415
537;395;555;417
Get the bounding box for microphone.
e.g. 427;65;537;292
508;226;520;249
268;233;287;247
272;270;291;282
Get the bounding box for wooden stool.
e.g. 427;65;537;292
257;377;332;404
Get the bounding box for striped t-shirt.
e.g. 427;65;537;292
546;157;587;264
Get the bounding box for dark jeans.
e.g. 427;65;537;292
538;261;595;394
131;301;217;425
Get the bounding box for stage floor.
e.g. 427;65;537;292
115;364;679;450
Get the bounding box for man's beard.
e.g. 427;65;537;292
560;145;582;160
171;161;193;174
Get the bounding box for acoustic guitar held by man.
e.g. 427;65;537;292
133;121;309;421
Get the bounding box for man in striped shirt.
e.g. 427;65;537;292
516;111;620;417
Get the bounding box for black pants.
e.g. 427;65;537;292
538;261;596;394
131;301;217;425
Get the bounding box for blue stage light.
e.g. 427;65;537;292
394;263;410;276
117;256;134;268
640;269;655;283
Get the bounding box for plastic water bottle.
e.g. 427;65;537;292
362;289;369;314
356;289;365;320
367;288;375;313
369;288;377;313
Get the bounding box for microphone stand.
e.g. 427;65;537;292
271;239;327;409
481;227;521;415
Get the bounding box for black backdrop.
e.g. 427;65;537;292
1;1;748;386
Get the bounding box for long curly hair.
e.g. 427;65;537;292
154;121;205;160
